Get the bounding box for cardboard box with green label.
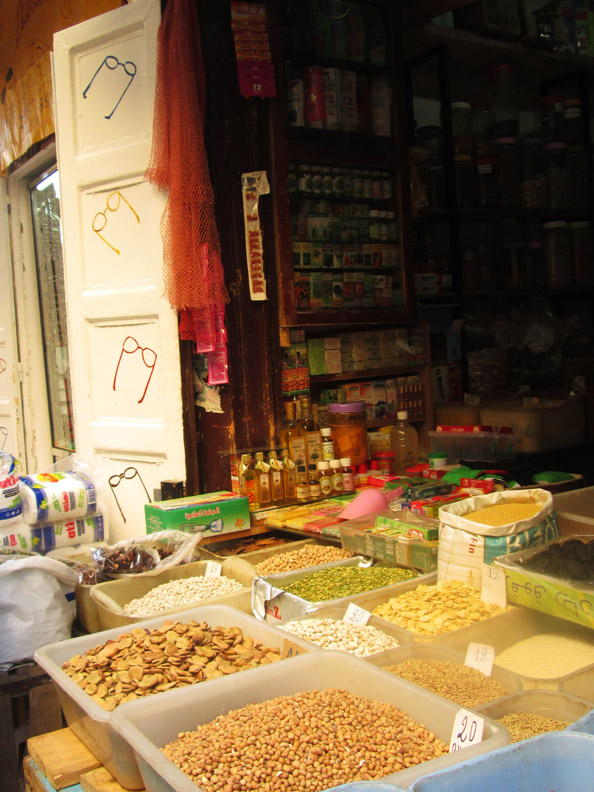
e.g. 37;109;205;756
145;491;250;537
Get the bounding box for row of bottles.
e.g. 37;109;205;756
279;396;322;469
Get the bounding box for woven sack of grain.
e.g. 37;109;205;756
437;488;560;588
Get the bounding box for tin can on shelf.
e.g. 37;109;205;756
304;66;325;128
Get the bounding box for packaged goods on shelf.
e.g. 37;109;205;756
429;424;516;463
438;488;559;588
145;491;250;537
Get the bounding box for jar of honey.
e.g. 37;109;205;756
327;402;368;466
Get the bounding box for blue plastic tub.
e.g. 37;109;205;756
329;785;405;792
567;708;594;735
408;731;594;792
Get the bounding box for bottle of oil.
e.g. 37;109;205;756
317;459;332;497
280;400;307;468
253;451;271;506
329;458;344;495
240;453;258;510
393;410;419;475
299;396;322;469
296;464;310;501
267;450;284;504
308;463;322;499
340;457;355;494
281;449;297;503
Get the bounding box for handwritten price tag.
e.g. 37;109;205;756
481;563;507;608
465;642;495;676
449;708;484;752
204;561;222;578
343;603;371;626
282;638;308;659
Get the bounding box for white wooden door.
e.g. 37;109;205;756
53;0;186;542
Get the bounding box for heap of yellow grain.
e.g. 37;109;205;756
465;499;541;527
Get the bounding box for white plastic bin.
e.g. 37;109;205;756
33;604;315;789
110;650;509;792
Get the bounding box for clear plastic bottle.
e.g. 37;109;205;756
393;410;419;475
317;460;333;497
340;457;355;494
329;458;344;495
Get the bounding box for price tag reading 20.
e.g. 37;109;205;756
449;708;484;752
343;603;371;626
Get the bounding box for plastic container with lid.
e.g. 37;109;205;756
475;156;499;207
564;98;584;145
327;401;368;466
454;154;474;206
393;410;419;475
567;145;589;213
486;63;519;138
535;95;565;142
372;450;396;475
451;101;473;155
545;142;570;211
520;137;546;209
496;137;520;207
543;220;572;290
570;221;594;288
472;102;496;156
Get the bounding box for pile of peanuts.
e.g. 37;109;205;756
123;575;245;615
61;619;282;711
162;688;448;791
372;579;504;635
498;712;569;743
255;545;353;575
279;617;400;657
383;658;508;708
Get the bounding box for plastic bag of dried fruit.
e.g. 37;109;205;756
437;488;560;588
89;530;201;579
0;550;78;664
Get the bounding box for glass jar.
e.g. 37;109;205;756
451;101;473;155
564;98;584;146
520;137;547;209
543;221;572;289
455;154;474;206
327;401;368;465
526;241;545;288
570;221;594;288
545;142;570;211
496;137;520;207
567;145;589;214
486;63;519;138
535;95;565;143
472;102;496;156
475;156;499;207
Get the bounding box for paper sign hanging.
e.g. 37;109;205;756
241;171;270;301
230;2;276;98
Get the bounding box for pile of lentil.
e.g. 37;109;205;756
282;565;417;602
495;633;594;678
162;688;448;791
280;617;400;657
256;545;353;575
382;658;508;708
464;500;540;526
61;619;282;711
123;575;245;615
497;712;569;743
372;579;504;635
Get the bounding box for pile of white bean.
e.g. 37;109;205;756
279;617;400;657
122;575;245;615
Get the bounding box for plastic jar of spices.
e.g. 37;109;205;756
543;221;572;290
472;102;496;157
570;221;594;288
520;137;547;210
451;101;473;155
475;156;499;207
496;137;520;207
566;146;589;214
545;142;570;212
535;95;565;143
455;154;474;206
327;401;368;466
564;98;584;146
486;63;519;138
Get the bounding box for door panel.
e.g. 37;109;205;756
53;0;186;542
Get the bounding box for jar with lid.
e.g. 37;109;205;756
545;142;570;211
327;401;367;465
567;146;589;214
535;95;564;143
570;221;594;288
564;98;584;146
472;102;496;156
475;156;499;207
451;101;473;155
543;221;572;289
520;137;546;209
486;63;519;138
455;154;474;206
496;137;520;207
526;241;545;287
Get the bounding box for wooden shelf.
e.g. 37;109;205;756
405;0;474;24
310;364;429;383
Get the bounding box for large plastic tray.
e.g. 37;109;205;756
442;606;594;690
473;688;593;735
33;604;315;790
109;650;509;792
366;643;522;704
553;486;594;536
89;557;255;630
197;534;338;564
351;576;509;645
407;731;594;792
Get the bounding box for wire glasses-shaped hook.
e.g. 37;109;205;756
108;466;151;524
0;427;7;450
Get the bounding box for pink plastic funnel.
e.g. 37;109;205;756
339;486;404;520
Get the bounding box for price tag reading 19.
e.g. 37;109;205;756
343;603;371;626
204;561;222;578
481;562;507;609
465;642;495;676
449;708;484;753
